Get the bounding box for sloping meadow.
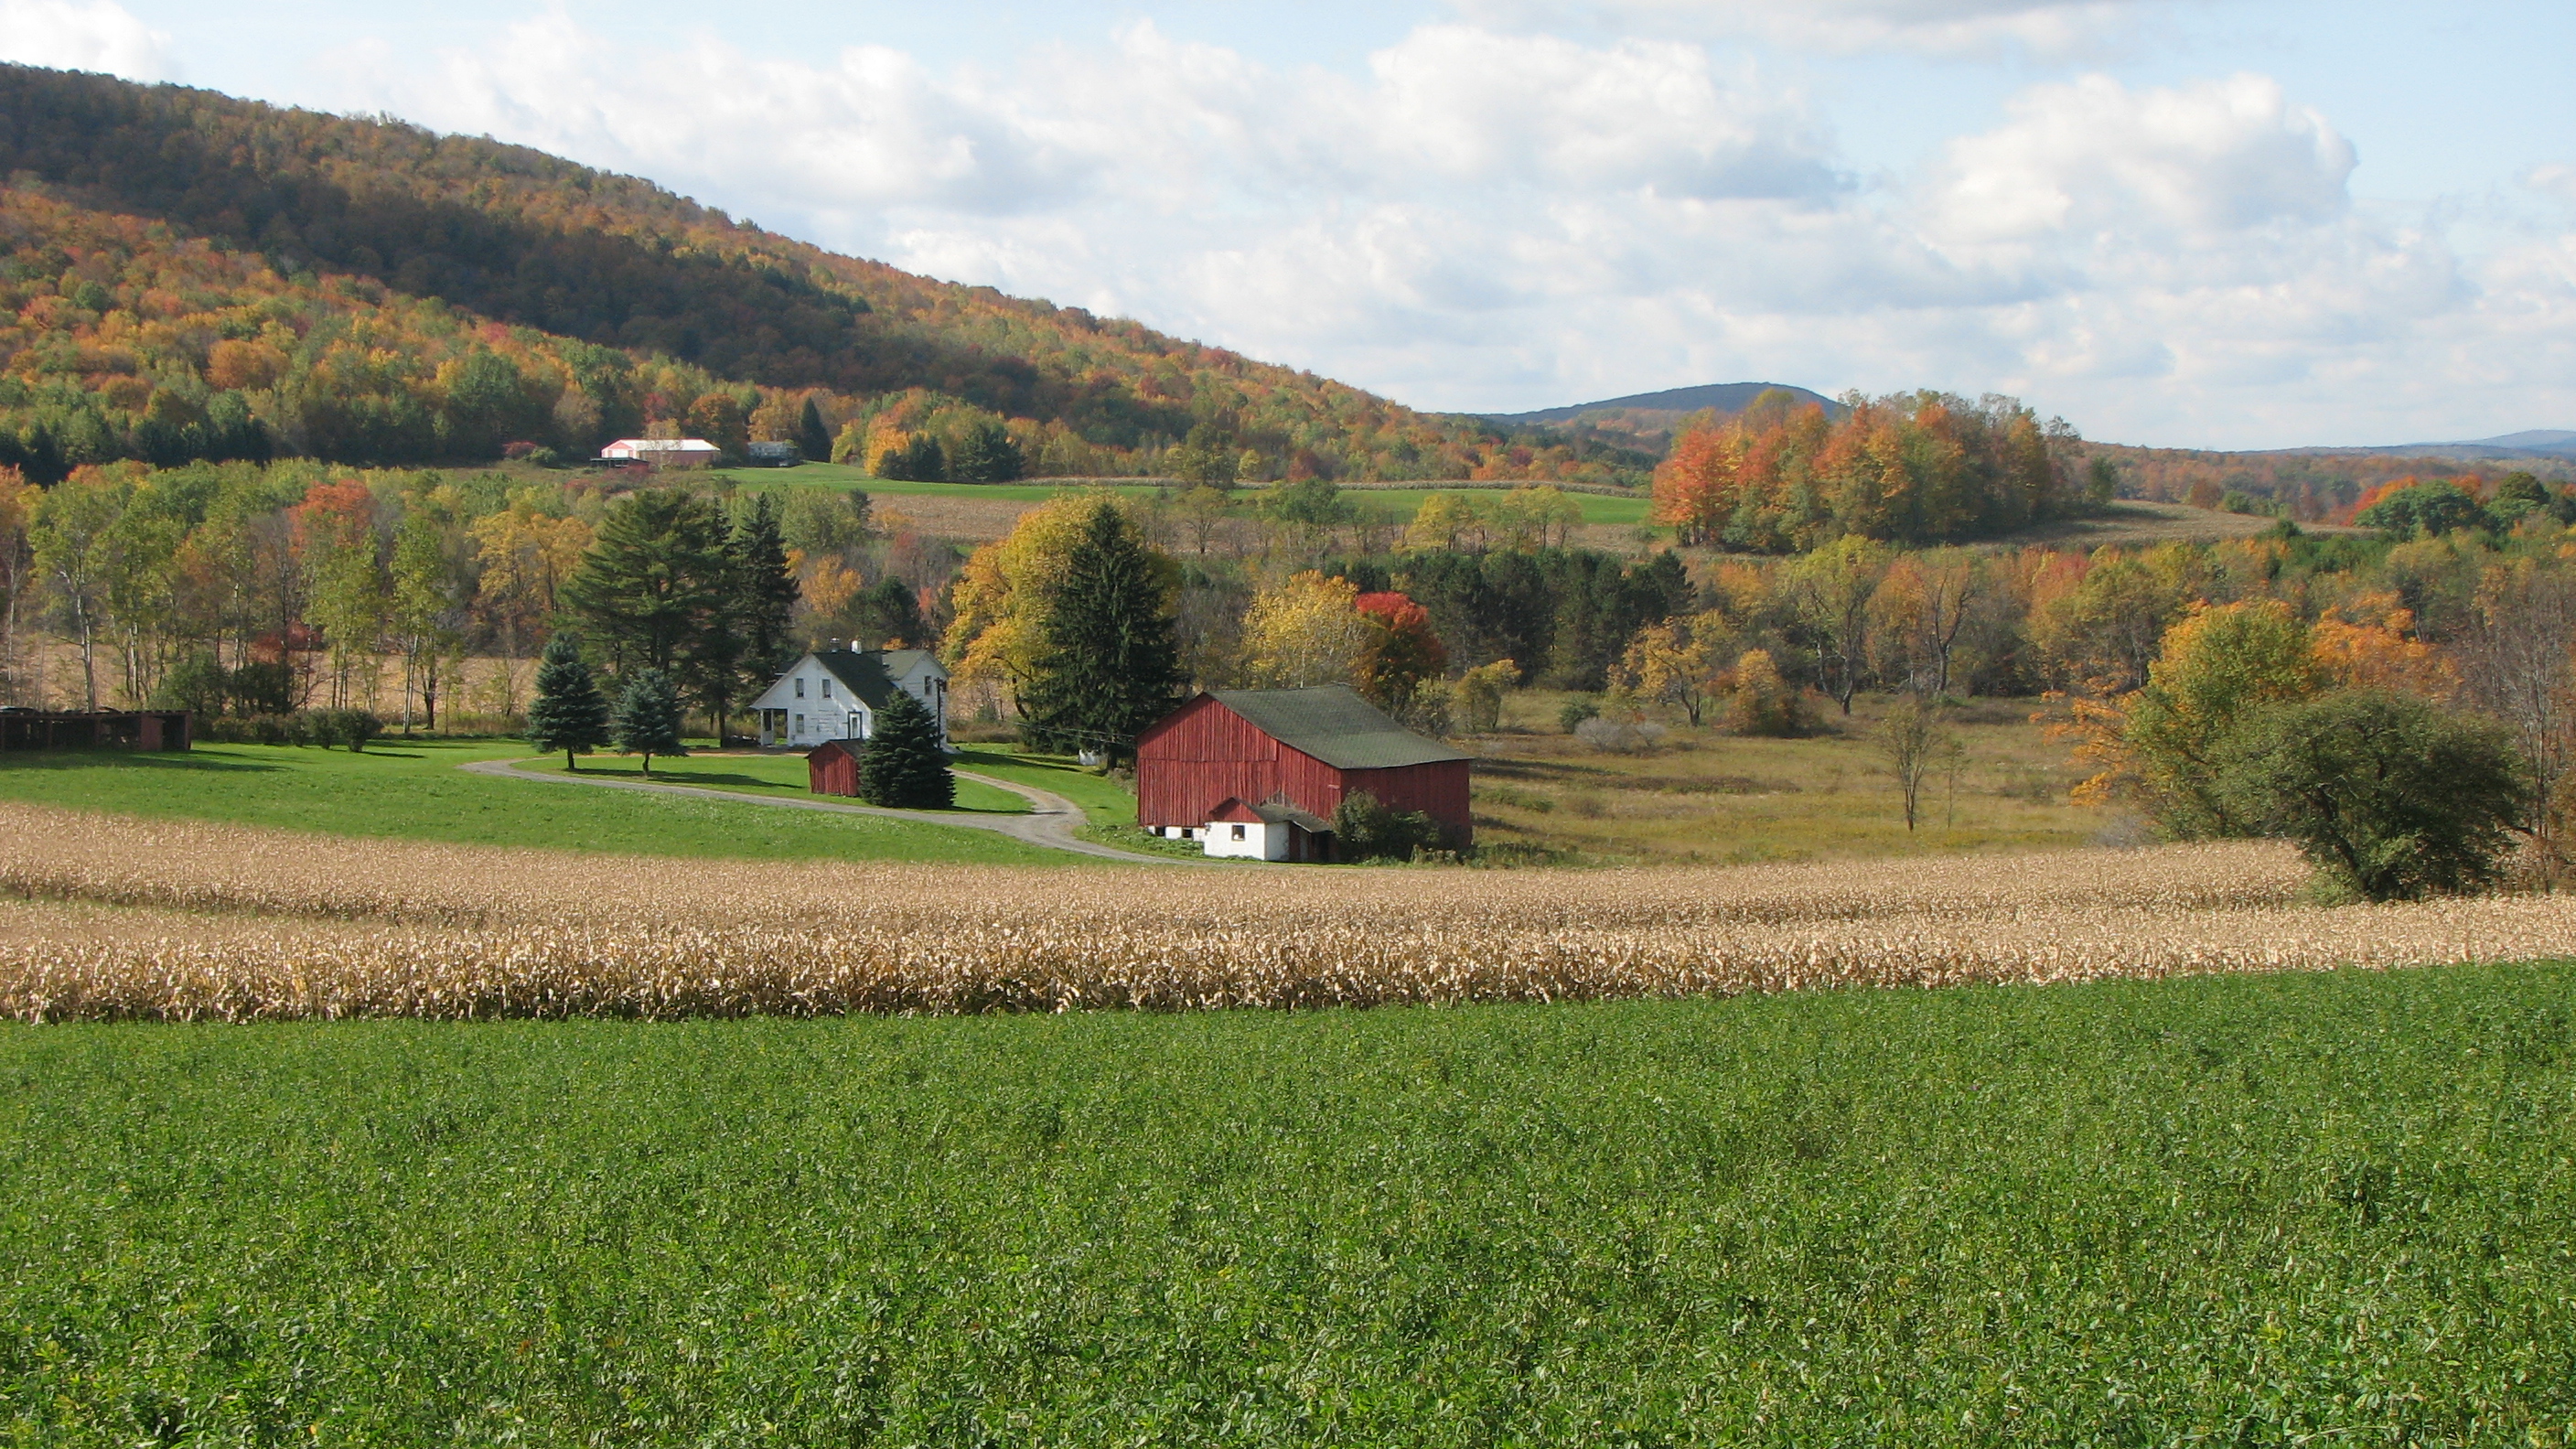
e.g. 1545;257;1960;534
4;803;2572;1021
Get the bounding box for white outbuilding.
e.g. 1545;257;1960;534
749;649;949;750
1195;796;1336;862
599;437;723;467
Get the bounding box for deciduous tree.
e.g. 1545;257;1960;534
2217;691;2527;901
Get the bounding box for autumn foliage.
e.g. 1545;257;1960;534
1652;392;2081;552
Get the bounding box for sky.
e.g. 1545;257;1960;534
5;0;2572;450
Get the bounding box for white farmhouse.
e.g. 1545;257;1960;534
749;649;950;749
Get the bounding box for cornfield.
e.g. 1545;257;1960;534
5;802;2573;1021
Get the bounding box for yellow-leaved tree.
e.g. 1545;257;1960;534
2112;599;2325;837
1612;611;1733;726
1238;571;1370;689
943;494;1167;708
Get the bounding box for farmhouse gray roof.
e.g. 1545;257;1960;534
811;649;939;711
1205;686;1472;770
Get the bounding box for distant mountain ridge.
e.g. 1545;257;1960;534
2263;430;2576;465
1480;382;1841;427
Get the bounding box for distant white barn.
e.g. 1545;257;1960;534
599;437;722;467
749;649;949;750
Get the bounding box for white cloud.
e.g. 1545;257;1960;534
1929;73;2354;243
2531;164;2576;207
305;16;2574;448
1449;0;2172;59
0;0;172;79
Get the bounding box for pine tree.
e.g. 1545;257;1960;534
559;489;728;675
1019;500;1184;767
527;631;609;769
730;494;800;678
611;667;687;776
858;688;953;809
796;398;833;463
859;576;921;649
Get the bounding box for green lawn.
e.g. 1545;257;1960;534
5;964;2572;1444
950;745;1135;826
0;741;1060;864
711;465;1653;527
513;748;1028;814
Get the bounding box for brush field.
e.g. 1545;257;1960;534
5;803;2575;1022
5;965;2575;1444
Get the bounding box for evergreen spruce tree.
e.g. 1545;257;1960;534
611;668;687;776
730;494;800;678
1020;500;1184;767
797;398;833;463
527;632;610;769
858;689;953;809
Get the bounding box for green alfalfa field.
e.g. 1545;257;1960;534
5;962;2575;1446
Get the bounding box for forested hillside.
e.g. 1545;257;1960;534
0;65;1648;486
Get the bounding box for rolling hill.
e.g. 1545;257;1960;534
1478;381;1841;456
1479;381;1841;427
0;64;1652;486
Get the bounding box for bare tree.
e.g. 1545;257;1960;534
2459;560;2576;879
1878;696;1953;833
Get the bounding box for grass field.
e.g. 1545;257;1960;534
5;963;2572;1444
0;741;1061;865
512;748;1029;814
708;465;1654;530
1470;692;2106;865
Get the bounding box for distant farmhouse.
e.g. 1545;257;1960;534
598;437;722;468
752;648;949;753
745;441;801;467
1134;686;1472;861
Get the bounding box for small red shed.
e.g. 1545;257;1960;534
1134;686;1473;853
807;738;863;797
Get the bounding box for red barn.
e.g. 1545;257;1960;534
1134;687;1472;860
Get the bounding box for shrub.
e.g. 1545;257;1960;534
1450;660;1516;735
151;652;229;716
199;709;375;749
1332;789;1445;863
1724;649;1815;737
2216;690;2528;902
1558;696;1599;734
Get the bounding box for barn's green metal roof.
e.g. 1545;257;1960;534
1206;686;1472;770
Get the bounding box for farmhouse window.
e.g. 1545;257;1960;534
793;714;804;734
821;679;833;698
794;679;805;698
1231;824;1246;840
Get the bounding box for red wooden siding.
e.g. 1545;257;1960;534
808;741;861;797
1134;695;1471;846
